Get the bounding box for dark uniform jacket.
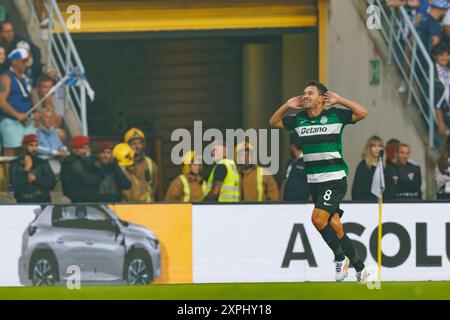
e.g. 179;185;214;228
9;155;56;203
351;160;378;202
385;161;422;200
283;157;309;202
61;155;103;203
98;161;132;203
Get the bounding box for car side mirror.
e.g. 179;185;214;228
33;208;42;217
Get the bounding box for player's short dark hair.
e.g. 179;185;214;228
431;43;448;58
305;80;328;96
289;132;302;150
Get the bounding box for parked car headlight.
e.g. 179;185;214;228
147;238;159;249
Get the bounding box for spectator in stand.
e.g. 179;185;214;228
42;67;67;122
113;143;148;202
280;133;309;202
0;49;35;158
352;136;384;202
416;0;431;24
61;135;102;203
385;143;422;200
32;74;65;142
417;0;432;21
124;128;159;202
16;40;38;90
0;45;6;74
444;6;450;43
434;135;450;199
0;21;42;83
432;43;450;143
385;138;400;165
387;1;421;37
415;0;447;99
387;0;422;93
165;150;207;202
416;0;448;53
235;141;279;202
97;140;131;203
9;134;55;203
36;109;67;158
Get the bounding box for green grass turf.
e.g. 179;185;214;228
0;282;449;300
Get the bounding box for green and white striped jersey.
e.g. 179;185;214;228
282;107;355;184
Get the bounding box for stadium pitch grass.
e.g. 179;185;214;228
0;282;450;300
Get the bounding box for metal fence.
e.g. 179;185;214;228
27;0;89;135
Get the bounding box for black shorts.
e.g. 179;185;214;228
309;177;347;219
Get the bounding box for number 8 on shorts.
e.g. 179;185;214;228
323;189;332;201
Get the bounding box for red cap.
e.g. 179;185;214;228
22;134;38;145
98;140;114;152
70;135;89;149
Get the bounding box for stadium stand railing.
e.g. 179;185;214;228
367;0;436;148
26;0;89;135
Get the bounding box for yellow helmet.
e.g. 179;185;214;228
113;143;135;167
181;150;201;174
124;128;145;144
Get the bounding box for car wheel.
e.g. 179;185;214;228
31;254;57;287
126;253;152;285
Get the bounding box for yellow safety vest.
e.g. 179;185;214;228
145;157;154;202
179;174;208;202
207;159;240;202
256;166;264;202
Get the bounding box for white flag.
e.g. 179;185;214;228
371;153;385;199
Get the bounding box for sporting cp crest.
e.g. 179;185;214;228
320;116;328;124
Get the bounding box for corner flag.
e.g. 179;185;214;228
371;149;385;198
371;149;385;283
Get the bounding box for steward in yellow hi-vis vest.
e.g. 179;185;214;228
205;141;240;202
124;128;159;202
165;150;207;202
235;142;279;201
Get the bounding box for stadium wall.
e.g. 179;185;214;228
326;0;430;199
1;203;449;287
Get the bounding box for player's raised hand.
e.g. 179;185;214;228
285;96;305;110
324;92;342;106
